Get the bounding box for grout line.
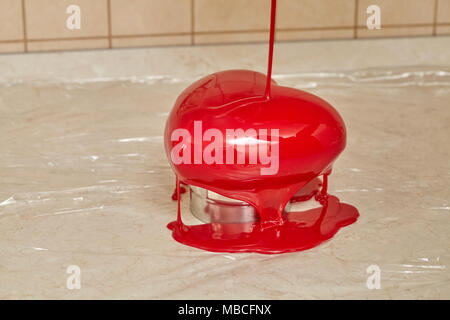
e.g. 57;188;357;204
433;0;439;36
194;26;355;34
27;36;109;42
191;0;195;45
114;33;191;39
2;24;449;47
21;0;28;52
1;34;448;54
355;23;439;29
354;0;359;39
107;0;112;48
0;39;24;44
272;26;355;32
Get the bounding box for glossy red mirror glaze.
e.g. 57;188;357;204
165;69;347;228
163;0;359;253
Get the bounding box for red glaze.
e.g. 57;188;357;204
167;195;358;254
171;180;186;200
165;69;347;227
163;0;359;253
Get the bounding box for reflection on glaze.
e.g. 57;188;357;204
164;0;359;253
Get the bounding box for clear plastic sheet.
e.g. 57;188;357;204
0;67;449;299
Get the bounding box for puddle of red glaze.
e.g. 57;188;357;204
167;194;359;254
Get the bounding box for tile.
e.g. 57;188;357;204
0;42;25;53
276;28;354;42
194;31;268;44
436;26;450;34
27;38;109;52
277;0;355;29
358;0;435;26
112;35;191;48
0;0;24;41
437;0;450;23
357;26;433;38
111;0;191;36
25;0;108;40
194;0;270;32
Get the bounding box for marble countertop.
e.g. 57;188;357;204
0;37;449;81
0;37;449;299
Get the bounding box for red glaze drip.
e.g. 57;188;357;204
164;0;359;253
171;179;186;201
264;0;277;100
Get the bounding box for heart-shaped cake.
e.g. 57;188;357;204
165;69;347;229
163;0;358;253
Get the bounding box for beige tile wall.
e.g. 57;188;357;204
0;0;448;54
